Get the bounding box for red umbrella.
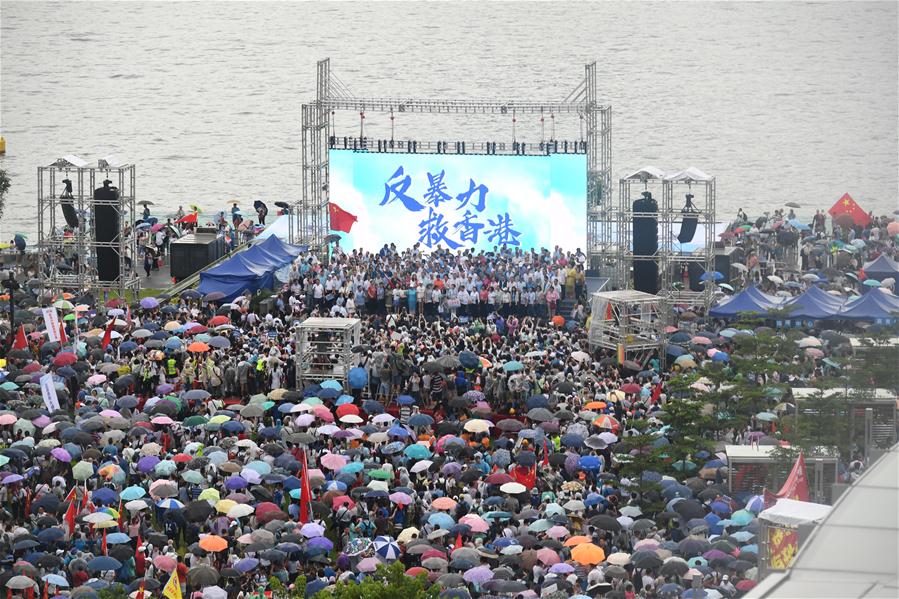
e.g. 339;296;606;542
331;495;355;510
485;472;514;485
620;383;641;394
208;315;230;326
335;404;360;418
255;502;281;517
172;453;193;463
21;362;41;374
53;353;77;367
187;324;208;334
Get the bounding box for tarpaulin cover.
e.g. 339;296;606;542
835;289;899;322
709;285;784;318
782;286;845;320
758;498;831;527
199;236;305;301
862;254;899;281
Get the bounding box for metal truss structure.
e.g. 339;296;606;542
37;156;140;298
294;317;361;389
615;166;717;311
297;59;612;269
588;289;664;357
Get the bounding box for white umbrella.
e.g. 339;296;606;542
410;460;433;474
227;504;255;519
500;482;527;494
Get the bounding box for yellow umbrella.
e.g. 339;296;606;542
94;520;119;529
215;499;237;514
198;488;220;502
164;321;181;331
397;527;420;543
209;415;231;425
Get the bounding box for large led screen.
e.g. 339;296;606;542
328;150;586;251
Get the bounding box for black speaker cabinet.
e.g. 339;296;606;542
94;186;120;282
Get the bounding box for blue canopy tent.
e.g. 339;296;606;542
862;254;899;281
199;236;305;301
709;285;784;318
781;285;845;320
834;289;899;323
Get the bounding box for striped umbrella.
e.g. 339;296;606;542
373;536;401;561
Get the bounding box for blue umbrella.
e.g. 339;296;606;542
666;345;686;357
403;444;431;459
428;512;455;529
221;421;245;433
362;400;385;414
119;341;138;354
91;487;119;504
458;351;479;369
105;532;131;545
348;367;368;389
387;425;412;438
318;388;339;400
503;360;524;372
37;528;66;544
408;413;433;427
526;395;549;409
340;462;364;475
382;441;405;455
320;380;342;391
700;271;724;282
87;556;122;572
121;486;146;500
396;395;415;406
578;455;602;471
42;574;70;587
164;338;182;350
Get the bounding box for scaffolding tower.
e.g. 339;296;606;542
294;317;361;389
615;166;716;310
296;59;612;273
37;156;140;299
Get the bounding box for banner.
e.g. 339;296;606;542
162;570;182;599
40;373;60;412
767;526;799;570
777;453;809;502
41;307;61;343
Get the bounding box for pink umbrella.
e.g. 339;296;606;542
294;414;315;427
32;415;51;428
153;555;177;572
546;525;569;539
87;374;107;386
313;406;334;423
536;547;560;565
459;515;489;533
99;410;122;418
805;348;824;358
357;557;380;572
151;416;174;426
692;336;712;345
150;223;165;232
0;414;16;425
320;453;347;471
389;492;413;506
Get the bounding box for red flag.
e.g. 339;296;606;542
328;202;358;234
651;383;663;404
24;489;31;517
64;487;77;503
776;453;809;501
12;325;28;350
135;580;145;599
101;319;115;349
59;322;68;344
64;498;78;538
604;301;613;321
42;581;48;599
82;485;91;512
125;304;132;325
512;464;536;490
299;449;312;523
102;529;108;556
455;532;463;550
828;193;871;227
118;499;126;529
542;440;550;467
176;212;198;225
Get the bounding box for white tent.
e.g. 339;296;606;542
622;166;668;181
758;498;831;527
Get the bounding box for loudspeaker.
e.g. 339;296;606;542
678;215;698;243
687;262;704;291
61;201;79;228
633;193;659;294
94;184;120;282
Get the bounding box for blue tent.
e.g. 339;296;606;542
862;254;899;281
782;285;845;320
835;289;899;322
199;236;305;301
709;285;783;318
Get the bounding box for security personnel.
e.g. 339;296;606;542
166;356;178;381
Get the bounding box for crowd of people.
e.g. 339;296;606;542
0;202;896;599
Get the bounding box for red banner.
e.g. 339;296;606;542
768;526;798;570
777;453;809;502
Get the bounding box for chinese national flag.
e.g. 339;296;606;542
328;202;358;233
64;499;77;539
59;322;68;344
12;325;28;350
101;319;115;349
828;193;871;227
135;581;145;599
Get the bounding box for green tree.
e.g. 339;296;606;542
98;586;130;599
312;562;438;599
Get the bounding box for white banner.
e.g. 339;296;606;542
42;307;61;343
40;373;61;412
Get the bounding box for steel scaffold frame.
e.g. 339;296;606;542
37;157;140;299
295;59;612;265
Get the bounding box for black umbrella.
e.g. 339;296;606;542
183;500;214;522
187;565;220;587
589;514;621;532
